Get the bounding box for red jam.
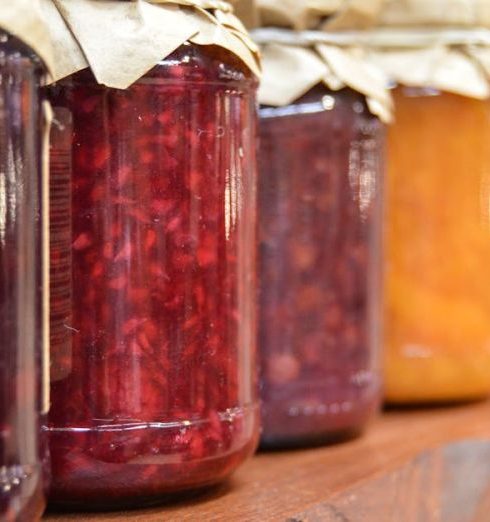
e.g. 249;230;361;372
0;32;47;521
258;86;384;447
48;44;258;507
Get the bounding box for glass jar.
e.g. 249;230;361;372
385;86;490;404
47;43;258;508
258;86;384;448
0;32;48;521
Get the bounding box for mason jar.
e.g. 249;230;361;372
258;85;384;447
47;42;259;508
385;86;490;403
0;30;48;521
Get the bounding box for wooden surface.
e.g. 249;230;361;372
44;401;490;521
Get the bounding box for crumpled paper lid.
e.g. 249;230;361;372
253;29;393;123
257;0;490;31
332;0;490;99
324;0;490;99
0;0;54;73
256;0;490;100
363;33;490;99
362;0;490;30
42;0;261;89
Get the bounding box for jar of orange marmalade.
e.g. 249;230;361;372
367;0;490;403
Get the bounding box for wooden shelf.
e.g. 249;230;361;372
44;401;490;521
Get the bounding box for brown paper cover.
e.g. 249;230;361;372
376;0;490;29
366;42;490;99
325;1;490;98
254;29;392;122
256;0;490;101
258;0;490;31
43;0;261;89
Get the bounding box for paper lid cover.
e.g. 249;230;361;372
42;0;261;88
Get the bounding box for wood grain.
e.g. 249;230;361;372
44;401;490;521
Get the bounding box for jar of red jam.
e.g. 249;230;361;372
258;83;385;447
0;31;49;521
47;42;258;508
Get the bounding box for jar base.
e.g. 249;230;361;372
260;393;380;450
47;406;259;510
47;446;253;512
47;480;232;512
259;426;365;451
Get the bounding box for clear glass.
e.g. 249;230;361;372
258;86;384;448
385;86;490;404
47;43;258;508
0;32;48;521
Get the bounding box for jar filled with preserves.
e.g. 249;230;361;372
45;0;260;508
253;10;391;447
360;0;490;403
0;2;53;520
